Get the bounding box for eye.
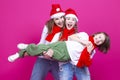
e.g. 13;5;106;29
60;16;64;19
66;17;70;20
99;36;101;39
55;18;59;20
72;18;76;21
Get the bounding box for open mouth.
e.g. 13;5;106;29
58;22;63;26
67;23;73;28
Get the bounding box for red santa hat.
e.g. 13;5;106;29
50;4;65;19
65;8;78;22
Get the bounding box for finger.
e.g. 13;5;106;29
44;54;51;59
43;51;47;55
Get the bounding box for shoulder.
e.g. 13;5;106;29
77;32;89;37
76;32;89;40
43;25;48;29
42;25;48;32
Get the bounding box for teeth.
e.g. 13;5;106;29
68;24;72;27
68;24;70;26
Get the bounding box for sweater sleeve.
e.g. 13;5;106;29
37;25;48;45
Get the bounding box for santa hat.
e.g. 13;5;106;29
65;8;78;22
50;4;65;19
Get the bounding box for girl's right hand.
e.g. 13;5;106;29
86;42;94;53
80;40;91;46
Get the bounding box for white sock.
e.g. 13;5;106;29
8;52;19;62
17;43;28;49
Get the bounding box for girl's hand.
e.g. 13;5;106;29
43;53;51;59
43;49;53;59
43;51;51;59
86;42;94;53
80;40;91;46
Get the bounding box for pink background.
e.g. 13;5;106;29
0;0;120;80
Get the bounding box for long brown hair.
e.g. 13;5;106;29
93;32;110;53
45;17;65;34
45;19;55;34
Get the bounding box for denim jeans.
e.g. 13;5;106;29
30;58;59;80
59;62;90;80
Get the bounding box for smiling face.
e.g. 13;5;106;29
94;33;106;46
65;17;77;30
53;16;64;28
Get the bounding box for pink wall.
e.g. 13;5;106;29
0;0;120;80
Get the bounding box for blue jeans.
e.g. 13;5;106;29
30;58;59;80
59;62;90;80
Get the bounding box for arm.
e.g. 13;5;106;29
37;26;51;59
37;25;48;45
68;33;90;46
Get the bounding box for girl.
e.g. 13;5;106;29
58;8;81;80
29;4;65;80
8;32;110;67
19;4;65;80
59;8;78;41
59;8;94;80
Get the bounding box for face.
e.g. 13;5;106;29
65;17;77;30
94;33;106;46
53;16;64;28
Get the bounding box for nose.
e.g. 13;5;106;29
68;20;73;24
58;20;62;23
95;37;97;41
